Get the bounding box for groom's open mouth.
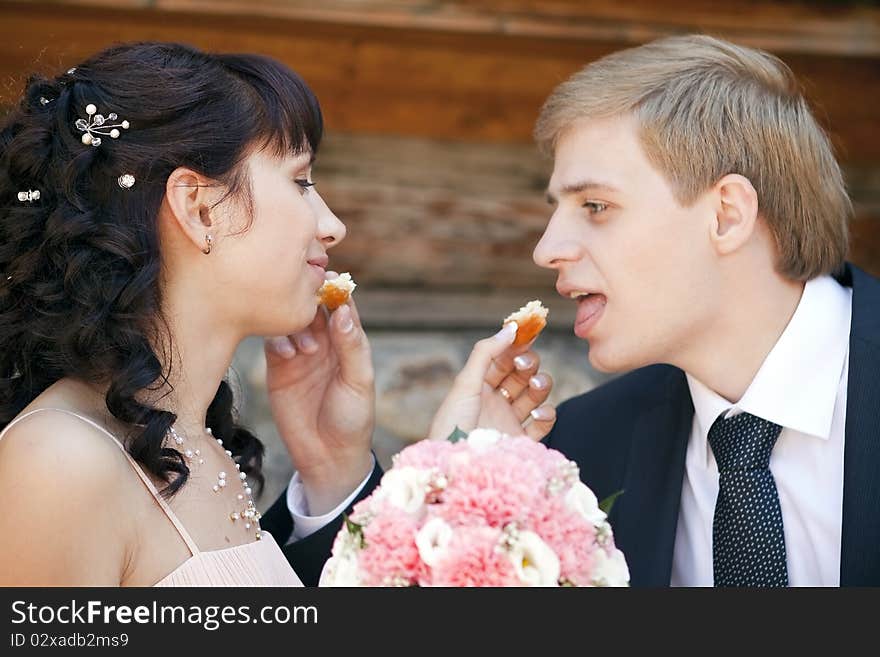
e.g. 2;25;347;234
557;284;607;338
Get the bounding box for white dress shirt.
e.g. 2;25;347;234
671;275;852;586
285;455;375;543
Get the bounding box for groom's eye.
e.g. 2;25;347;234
582;201;608;214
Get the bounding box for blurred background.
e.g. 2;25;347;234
1;0;878;509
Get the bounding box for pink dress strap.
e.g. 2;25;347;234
0;407;200;557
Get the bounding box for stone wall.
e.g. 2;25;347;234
232;329;613;511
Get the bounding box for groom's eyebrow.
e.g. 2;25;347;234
546;180;620;204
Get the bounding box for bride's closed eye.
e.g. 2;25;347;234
295;179;315;194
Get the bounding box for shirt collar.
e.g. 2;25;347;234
687;275;852;465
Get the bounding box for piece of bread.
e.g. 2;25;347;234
318;272;357;311
503;300;548;346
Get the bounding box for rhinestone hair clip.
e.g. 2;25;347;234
17;190;40;202
75;103;130;147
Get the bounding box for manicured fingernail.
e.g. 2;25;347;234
529;375;548;390
531;407;554;421
298;334;319;353
514;354;534;370
337;305;354;333
495;321;518;341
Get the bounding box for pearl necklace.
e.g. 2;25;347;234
168;425;262;540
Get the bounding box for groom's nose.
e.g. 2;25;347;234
533;212;581;270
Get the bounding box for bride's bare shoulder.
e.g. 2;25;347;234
0;407;135;585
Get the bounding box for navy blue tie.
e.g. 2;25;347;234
708;411;788;587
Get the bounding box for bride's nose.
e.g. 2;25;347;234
315;195;346;247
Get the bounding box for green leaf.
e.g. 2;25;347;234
599;489;624;515
343;514;365;549
447;425;468;443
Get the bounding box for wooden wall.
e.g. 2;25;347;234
1;0;878;304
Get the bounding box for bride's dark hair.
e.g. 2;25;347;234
0;42;323;495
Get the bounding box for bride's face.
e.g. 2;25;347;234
218;148;346;337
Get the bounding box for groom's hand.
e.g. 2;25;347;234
264;274;375;516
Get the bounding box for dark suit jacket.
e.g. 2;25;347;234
261;459;384;586
544;263;880;586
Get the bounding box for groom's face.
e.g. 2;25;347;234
534;113;719;373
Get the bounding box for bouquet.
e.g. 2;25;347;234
320;428;629;587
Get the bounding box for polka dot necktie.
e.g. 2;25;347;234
707;411;788;587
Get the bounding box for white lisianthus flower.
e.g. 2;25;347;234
466;427;504;451
415;517;454;567
379;466;432;514
332;525;360;557
565;481;607;526
591;548;630;587
508;531;561;586
319;552;362;587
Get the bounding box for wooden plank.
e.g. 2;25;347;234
23;0;880;57
149;0;880;57
1;2;878;164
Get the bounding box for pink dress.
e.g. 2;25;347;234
1;408;303;587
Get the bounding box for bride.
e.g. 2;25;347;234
0;42;556;586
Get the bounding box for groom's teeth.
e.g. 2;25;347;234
569;291;591;299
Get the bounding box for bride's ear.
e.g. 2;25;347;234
163;167;220;253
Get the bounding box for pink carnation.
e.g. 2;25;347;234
435;446;546;528
358;508;423;586
393;438;455;471
527;499;598;585
426;526;520;587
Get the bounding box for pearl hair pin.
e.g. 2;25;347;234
75;103;129;147
117;174;136;189
17;190;40;202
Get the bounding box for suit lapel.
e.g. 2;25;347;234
611;369;693;586
840;265;880;585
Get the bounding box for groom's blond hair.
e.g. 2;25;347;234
535;34;851;281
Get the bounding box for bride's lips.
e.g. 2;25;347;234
307;255;328;285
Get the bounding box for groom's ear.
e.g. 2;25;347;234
709;173;759;256
162;167;222;252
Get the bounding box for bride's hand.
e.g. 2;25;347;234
264;279;374;515
427;322;556;442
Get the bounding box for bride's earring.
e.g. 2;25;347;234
199;204;213;254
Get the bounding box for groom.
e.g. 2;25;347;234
532;34;879;586
264;34;879;587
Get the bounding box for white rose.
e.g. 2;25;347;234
379;466;432;514
466;427;503;451
415;517;454;568
591;548;630;587
565;481;607;526
508;531;561;587
332;525;360;558
319;552;362;587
